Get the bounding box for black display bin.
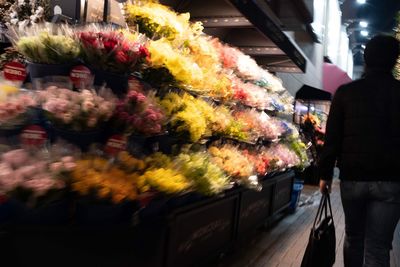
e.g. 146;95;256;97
165;194;240;267
272;172;294;214
237;180;273;239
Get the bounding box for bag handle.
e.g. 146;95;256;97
313;192;334;229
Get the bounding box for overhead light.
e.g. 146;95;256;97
359;21;368;28
357;0;366;4
361;44;366;49
360;30;369;36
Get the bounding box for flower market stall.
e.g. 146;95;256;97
0;1;310;266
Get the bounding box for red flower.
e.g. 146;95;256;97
139;45;150;58
118;111;130;121
115;50;129;64
103;40;118;52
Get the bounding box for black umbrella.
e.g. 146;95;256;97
295;85;332;101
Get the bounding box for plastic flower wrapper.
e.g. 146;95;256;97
182;35;232;99
0;145;76;206
113;85;165;136
232;77;270;109
208;144;257;187
279;91;295;114
263;143;301;171
236;53;263;81
211;39;240;70
212;106;249;141
174;151;232;195
71;154;141;204
77;25;149;74
11;23;80;64
0;88;36;129
231;110;261;142
37;85;116;131
243;149;270;176
124;1;201;40
257;71;286;94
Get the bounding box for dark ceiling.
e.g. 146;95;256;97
341;0;400;66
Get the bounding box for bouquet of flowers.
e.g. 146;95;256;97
256;70;286;94
264;144;301;171
211;39;241;70
37;86;115;131
0;89;36;129
175;151;231;195
77;27;149;74
208;144;255;180
212;39;263;80
160;92;215;142
113;86;165;136
243;149;270;176
0;148;75;203
288;137;310;170
139;167;190;194
5;0;50;30
13;25;80;64
146;38;205;91
232;77;270;109
124;1;202;40
211;106;248;141
71;156;141;203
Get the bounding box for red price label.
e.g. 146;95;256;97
105;134;127;156
3;61;26;81
70;65;92;88
20;125;48;147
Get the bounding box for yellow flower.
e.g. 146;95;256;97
140;168;190;194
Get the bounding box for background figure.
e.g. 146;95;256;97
318;35;400;267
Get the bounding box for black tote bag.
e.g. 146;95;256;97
301;192;336;267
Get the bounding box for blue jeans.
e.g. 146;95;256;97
341;181;400;267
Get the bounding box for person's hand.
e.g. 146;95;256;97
319;179;332;194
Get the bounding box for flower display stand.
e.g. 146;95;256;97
0;171;294;267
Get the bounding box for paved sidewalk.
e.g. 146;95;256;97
216;180;400;267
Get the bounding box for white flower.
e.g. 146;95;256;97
18;19;29;31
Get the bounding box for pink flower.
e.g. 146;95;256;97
18;165;38;179
61;156;74;164
2;149;28;168
50;162;63;173
63;162;77;171
82;100;95;112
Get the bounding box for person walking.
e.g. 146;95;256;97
318;35;400;267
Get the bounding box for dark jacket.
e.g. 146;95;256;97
318;70;400;181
